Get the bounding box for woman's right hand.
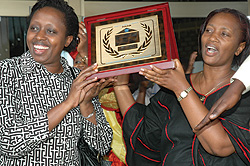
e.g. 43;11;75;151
139;59;189;95
65;63;99;109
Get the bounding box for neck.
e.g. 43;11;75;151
202;63;235;80
195;68;234;96
45;63;64;74
202;69;234;82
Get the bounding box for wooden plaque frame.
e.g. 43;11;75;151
84;2;178;79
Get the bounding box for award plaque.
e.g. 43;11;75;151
84;2;178;79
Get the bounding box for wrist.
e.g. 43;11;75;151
113;83;129;87
232;79;245;92
113;84;130;91
63;99;76;110
139;86;147;92
80;101;93;116
82;107;95;119
177;86;193;102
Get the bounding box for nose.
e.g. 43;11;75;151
208;32;219;43
35;29;46;40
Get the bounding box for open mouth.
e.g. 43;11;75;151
34;45;49;50
207;45;218;54
33;45;49;54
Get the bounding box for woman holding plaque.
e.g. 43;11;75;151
113;8;250;166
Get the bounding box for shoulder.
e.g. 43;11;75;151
0;52;36;77
0;57;24;85
0;56;22;71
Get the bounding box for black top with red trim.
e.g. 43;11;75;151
122;74;250;166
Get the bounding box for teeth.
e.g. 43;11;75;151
207;46;217;53
34;45;49;50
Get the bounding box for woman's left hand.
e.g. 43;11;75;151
79;77;114;123
139;59;188;93
82;77;114;104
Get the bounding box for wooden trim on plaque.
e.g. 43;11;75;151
84;2;178;79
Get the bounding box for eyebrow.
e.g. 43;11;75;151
207;23;231;32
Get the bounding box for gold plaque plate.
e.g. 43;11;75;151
96;15;161;68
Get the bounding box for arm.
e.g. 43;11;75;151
116;76;165;164
47;64;101;131
233;55;250;94
64;65;113;155
135;80;150;105
113;74;135;116
79;97;113;156
78;76;114;124
0;62;101;157
139;59;235;157
185;51;198;74
73;22;113;154
194;79;245;131
0;61;53;157
77;22;88;59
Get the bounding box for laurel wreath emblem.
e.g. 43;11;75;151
103;23;152;58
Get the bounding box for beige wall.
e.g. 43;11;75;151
0;1;248;18
83;1;248;18
0;1;36;17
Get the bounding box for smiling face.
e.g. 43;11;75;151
27;6;73;73
201;12;246;68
